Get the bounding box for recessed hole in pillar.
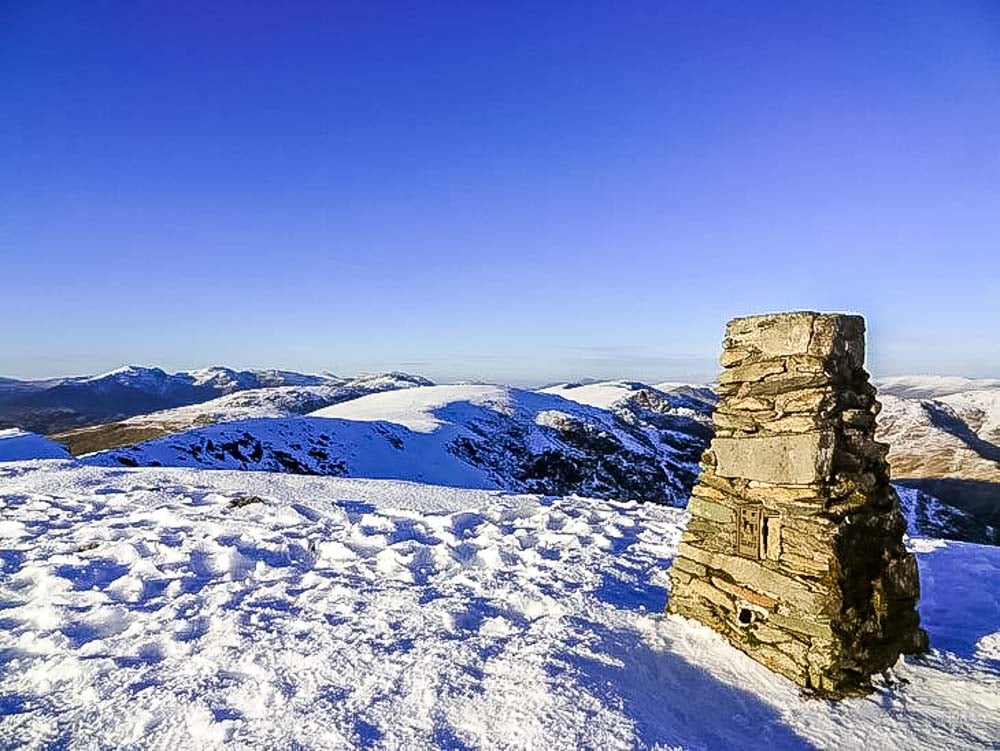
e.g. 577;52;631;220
738;607;753;626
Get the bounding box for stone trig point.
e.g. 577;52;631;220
668;311;927;697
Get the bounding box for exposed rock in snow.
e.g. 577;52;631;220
0;462;997;749
894;485;997;545
0;429;71;462
540;380;715;438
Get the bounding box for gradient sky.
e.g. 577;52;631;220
2;1;999;385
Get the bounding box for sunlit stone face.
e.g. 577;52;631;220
667;311;927;698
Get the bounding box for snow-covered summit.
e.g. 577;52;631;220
539;380;655;410
81;365;175;393
78;365;339;393
311;383;516;432
343;371;434;391
540;380;716;422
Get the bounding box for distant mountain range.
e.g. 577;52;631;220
2;367;998;545
47;372;434;455
0;366;425;434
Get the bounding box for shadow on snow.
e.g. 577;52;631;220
556;616;815;750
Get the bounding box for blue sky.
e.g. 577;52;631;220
2;1;998;385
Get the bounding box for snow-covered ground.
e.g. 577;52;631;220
0;430;71;462
48;373;435;457
1;461;998;749
311;384;516;433
104;385;351;427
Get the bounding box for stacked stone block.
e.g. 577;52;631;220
668;312;927;697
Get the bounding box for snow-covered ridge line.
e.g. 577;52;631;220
49;377;994;544
50;373;435;456
5;370;999;545
79;383;710;507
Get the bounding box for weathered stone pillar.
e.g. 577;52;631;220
667;312;927;697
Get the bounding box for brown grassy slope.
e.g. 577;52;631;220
51;423;178;456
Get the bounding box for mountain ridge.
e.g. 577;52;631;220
3;367;998;545
0;366;428;434
82;383;710;507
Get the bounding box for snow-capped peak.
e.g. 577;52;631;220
86;364;168;381
82;366;173;393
